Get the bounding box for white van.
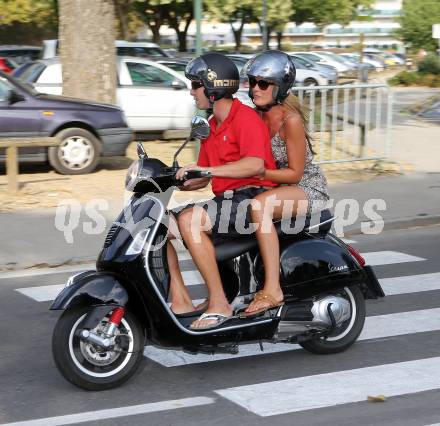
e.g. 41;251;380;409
41;40;171;59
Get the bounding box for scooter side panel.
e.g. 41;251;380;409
278;239;366;298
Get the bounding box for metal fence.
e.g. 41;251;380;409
291;83;393;164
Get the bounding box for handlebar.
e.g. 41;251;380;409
183;170;211;180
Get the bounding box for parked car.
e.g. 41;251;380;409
290;54;338;85
0;71;132;174
291;52;350;76
311;51;355;75
0;45;41;65
0;57;18;74
156;59;189;74
41;40;171;60
339;53;383;72
19;57;196;132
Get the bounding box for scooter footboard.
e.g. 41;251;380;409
50;271;129;311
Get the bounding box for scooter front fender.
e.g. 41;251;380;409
50;271;129;311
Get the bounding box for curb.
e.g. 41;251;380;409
345;215;440;236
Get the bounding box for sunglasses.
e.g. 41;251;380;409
191;80;204;90
248;77;274;90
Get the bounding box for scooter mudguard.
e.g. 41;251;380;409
50;271;129;311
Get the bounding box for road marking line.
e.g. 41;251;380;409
0;396;215;426
143;307;440;367
16;284;64;302
1;250;424;281
16;267;439;303
381;272;440;296
341;238;356;244
0;264;96;280
215;356;440;416
12;251;426;302
363;251;424;266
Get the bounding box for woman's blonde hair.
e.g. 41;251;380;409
282;93;314;153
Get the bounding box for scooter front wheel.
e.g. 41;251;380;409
299;285;365;355
52;306;144;391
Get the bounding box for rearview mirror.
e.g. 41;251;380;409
8;90;25;104
171;79;186;90
172;115;210;168
189;115;210;140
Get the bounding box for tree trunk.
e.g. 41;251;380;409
276;31;283;50
230;20;244;52
58;0;116;104
149;25;161;44
114;1;130;39
168;12;193;52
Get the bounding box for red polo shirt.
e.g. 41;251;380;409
197;99;276;196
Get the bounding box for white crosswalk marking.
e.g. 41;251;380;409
13;251;428;302
0;397;215;426
215;356;440;416
143;307;440;367
380;272;440;296
362;251;424;266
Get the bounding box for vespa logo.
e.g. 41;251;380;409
329;264;349;273
213;79;239;88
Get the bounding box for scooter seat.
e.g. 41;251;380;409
214;209;334;262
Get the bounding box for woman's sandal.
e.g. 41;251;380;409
238;290;284;318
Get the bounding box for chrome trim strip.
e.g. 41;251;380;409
142;195;274;336
306;216;335;232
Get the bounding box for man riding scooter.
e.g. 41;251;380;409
167;52;277;330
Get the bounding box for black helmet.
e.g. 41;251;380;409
185;53;240;102
242;50;296;103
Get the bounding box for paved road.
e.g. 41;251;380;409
1;225;440;425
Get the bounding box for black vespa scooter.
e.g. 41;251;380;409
51;116;385;391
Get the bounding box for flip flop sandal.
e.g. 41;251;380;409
238;290;284;319
175;299;209;318
189;312;234;330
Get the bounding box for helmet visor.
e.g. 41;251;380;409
185;57;208;81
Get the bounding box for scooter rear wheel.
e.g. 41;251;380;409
52;306;144;390
299;285;365;354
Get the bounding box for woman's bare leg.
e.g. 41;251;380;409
246;186;308;313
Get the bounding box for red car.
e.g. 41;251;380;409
0;58;18;73
0;57;17;73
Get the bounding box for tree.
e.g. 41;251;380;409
58;0;117;104
205;0;255;51
398;0;440;51
0;0;58;44
253;0;294;49
134;0;169;44
148;0;193;52
292;0;373;28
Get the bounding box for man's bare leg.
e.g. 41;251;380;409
167;240;196;314
178;206;232;329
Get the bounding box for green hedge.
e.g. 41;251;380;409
388;70;440;87
417;55;440;75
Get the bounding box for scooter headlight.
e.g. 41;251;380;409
125;160;141;191
125;159;155;191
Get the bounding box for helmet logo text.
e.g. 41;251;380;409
213;79;239;87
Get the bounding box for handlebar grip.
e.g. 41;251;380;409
184;170;211;180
